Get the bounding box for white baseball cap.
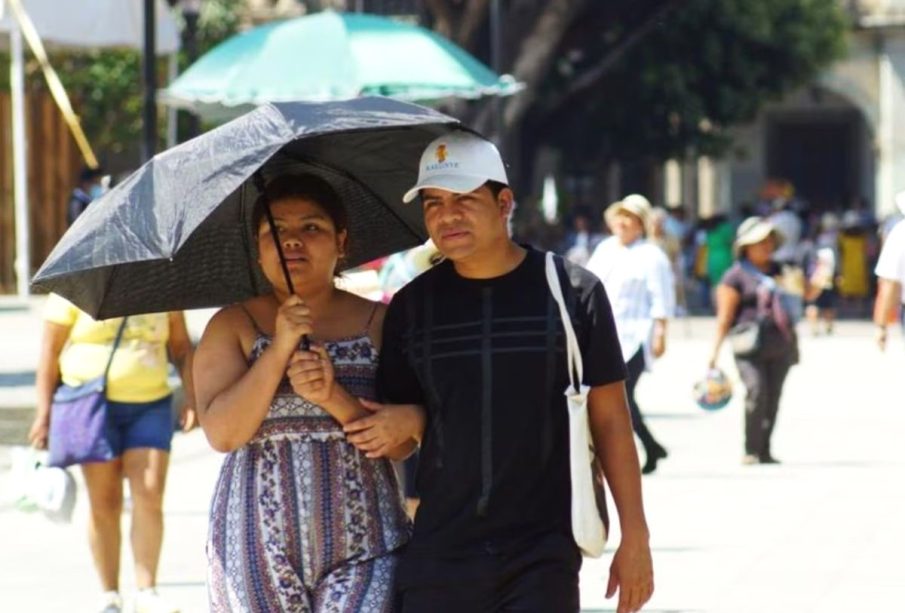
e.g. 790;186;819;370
402;131;509;203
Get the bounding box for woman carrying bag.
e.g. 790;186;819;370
29;295;196;613
707;217;801;465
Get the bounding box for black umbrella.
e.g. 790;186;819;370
32;97;460;318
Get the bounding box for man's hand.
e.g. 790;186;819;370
606;538;654;613
651;331;666;358
876;325;888;352
343;400;424;458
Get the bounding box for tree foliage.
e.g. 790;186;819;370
535;0;848;164
1;0;243;164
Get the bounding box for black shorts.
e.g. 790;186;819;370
396;532;581;613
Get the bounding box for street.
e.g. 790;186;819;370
1;300;903;612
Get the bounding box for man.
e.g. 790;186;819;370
874;191;905;350
66;166;105;226
587;195;674;475
348;131;653;612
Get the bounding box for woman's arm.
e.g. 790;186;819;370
194;307;296;452
167;311;196;431
708;284;741;367
30;321;72;449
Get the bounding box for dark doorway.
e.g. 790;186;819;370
767;111;862;210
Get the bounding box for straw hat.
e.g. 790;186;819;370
606;194;652;233
733;216;783;256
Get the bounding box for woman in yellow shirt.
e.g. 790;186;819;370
29;295;195;613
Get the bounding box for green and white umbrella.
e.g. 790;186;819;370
161;11;521;123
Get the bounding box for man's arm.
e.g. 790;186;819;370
874;278;901;351
588;381;653;613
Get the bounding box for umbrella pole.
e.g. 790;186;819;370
262;201;311;351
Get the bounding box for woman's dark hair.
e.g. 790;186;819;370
252;173;348;237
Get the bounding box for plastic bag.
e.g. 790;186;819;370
6;446;77;523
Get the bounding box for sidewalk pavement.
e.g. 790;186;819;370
1;295;904;612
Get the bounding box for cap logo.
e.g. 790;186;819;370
435;144;447;163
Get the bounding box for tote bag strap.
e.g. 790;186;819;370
544;253;583;392
101;317;129;384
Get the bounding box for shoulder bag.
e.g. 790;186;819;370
47;318;128;468
545;252;608;558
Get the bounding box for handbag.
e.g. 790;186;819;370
728;320;761;357
47;318;128;468
545;252;608;558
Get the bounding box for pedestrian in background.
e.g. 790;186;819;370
587;195;675;475
67;166;106;226
30;296;196;613
707;217;798;465
874;192;905;350
349;131;653;612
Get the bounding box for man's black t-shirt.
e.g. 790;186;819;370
377;248;626;557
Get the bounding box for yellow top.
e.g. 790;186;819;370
43;294;172;403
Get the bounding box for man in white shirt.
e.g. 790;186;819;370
874;192;905;350
586;194;675;474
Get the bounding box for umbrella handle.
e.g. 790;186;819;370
263;199;311;351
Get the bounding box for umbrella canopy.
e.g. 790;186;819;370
32;97;460;319
160;10;521;122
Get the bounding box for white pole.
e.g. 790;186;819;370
166;52;178;148
10;20;30;297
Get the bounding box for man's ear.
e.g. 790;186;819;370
498;188;515;218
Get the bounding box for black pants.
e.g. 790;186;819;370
625;349;663;458
735;355;792;458
395;532;581;613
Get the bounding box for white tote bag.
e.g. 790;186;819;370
545;253;608;558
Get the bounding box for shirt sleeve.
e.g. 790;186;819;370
646;247;675;320
43;293;80;327
376;290;426;405
875;224;905;285
577;276;627;387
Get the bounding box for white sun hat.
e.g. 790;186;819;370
402;131;509;203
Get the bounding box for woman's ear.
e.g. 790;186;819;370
337;229;348;256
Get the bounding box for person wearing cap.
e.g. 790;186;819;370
707;216;799;465
586;195;675;475
344;131;653;613
874;191;905;350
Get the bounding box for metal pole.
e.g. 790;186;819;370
142;0;157;161
182;1;201;141
490;0;503;149
10;22;30;297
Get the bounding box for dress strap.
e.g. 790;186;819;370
362;301;380;334
238;304;265;336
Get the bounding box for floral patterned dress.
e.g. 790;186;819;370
206;332;411;612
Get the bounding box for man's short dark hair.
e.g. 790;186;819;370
484;180;509;199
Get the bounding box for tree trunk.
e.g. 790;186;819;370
501;0;588;130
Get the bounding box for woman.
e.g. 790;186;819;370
193;174;419;612
30;298;196;613
586;194;675;474
708;216;799;465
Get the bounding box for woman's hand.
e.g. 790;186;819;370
273;295;314;358
178;404;197;432
286;344;335;405
344;400;425;458
28;414;50;450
